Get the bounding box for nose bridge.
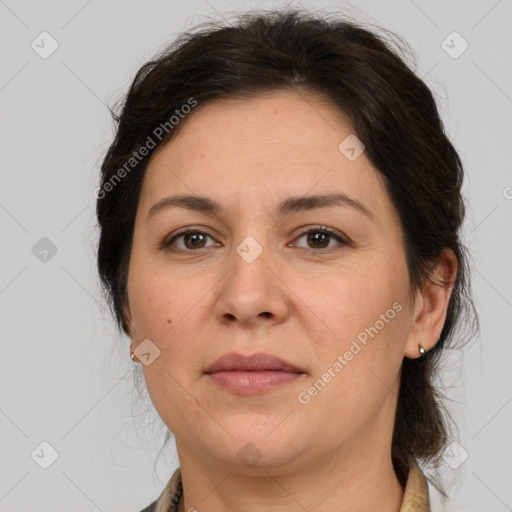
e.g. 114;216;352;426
214;230;288;325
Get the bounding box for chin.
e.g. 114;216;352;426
204;425;308;471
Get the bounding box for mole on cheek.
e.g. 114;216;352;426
167;319;172;324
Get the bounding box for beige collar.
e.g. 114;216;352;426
400;456;431;511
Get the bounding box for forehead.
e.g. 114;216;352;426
139;90;397;226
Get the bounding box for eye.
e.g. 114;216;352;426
161;226;348;253
162;229;217;251
292;226;348;252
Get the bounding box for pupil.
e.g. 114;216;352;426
309;233;328;248
186;233;205;249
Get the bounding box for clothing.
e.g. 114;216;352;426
139;456;430;512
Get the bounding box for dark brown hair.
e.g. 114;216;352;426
96;8;478;494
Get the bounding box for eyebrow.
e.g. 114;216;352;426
146;193;375;221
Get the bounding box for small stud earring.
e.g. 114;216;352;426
130;348;137;362
419;344;428;357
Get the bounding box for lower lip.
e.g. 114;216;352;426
206;370;303;395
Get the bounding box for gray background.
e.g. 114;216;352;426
1;0;511;510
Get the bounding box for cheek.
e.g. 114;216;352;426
128;265;214;380
303;266;408;395
303;264;398;343
131;273;204;415
128;260;193;338
128;282;173;340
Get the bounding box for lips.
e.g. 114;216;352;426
204;352;305;395
204;352;303;374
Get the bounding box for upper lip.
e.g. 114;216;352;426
204;352;304;374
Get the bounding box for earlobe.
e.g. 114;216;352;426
404;248;458;359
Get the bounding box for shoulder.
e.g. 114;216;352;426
138;500;158;512
138;467;183;512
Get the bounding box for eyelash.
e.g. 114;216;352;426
160;225;349;254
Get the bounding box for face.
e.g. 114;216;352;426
125;89;419;474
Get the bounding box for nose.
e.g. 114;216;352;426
213;241;290;328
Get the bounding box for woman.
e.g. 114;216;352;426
96;9;476;511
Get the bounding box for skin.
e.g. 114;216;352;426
124;89;457;511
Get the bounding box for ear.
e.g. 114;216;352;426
404;248;458;359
